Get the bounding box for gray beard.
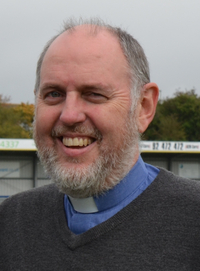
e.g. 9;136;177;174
33;111;140;198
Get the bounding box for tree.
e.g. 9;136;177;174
0;94;10;103
13;103;34;137
144;89;200;141
0;96;34;138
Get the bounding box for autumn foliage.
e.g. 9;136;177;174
0;95;34;138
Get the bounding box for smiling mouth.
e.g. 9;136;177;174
62;137;95;148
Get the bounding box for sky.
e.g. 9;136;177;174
1;0;200;104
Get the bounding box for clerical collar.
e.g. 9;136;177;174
68;156;148;213
68;196;98;213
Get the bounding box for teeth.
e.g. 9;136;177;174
79;138;83;146
63;137;93;147
73;138;79;146
68;138;73;146
83;139;87;146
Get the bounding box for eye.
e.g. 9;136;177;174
48;91;61;97
90;93;102;97
83;92;108;103
42;90;65;105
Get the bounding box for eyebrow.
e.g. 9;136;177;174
79;83;109;91
39;82;110;93
39;83;64;92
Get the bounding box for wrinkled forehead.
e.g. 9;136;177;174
44;25;127;64
41;25;131;83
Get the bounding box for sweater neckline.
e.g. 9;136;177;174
56;168;168;250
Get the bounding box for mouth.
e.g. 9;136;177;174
62;137;96;148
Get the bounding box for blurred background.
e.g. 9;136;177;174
1;0;200;103
1;0;200;201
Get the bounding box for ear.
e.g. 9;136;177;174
137;83;159;133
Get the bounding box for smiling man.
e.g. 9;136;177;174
33;23;157;199
1;19;200;270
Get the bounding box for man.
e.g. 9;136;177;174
1;18;200;270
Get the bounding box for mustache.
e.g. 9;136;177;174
51;124;103;141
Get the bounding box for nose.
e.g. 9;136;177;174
59;92;87;126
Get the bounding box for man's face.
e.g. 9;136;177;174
34;27;140;197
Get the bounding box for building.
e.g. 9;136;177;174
1;139;200;203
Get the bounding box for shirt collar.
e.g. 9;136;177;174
69;156;148;213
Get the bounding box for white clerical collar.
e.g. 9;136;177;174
67;156;148;214
68;195;98;213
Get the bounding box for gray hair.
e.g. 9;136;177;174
34;18;150;107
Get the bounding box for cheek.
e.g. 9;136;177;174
35;107;59;135
88;107;113;132
89;107;126;140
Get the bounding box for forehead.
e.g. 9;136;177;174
41;25;129;76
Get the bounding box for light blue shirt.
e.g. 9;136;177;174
64;156;159;234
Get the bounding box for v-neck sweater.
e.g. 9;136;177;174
1;168;200;270
65;156;159;234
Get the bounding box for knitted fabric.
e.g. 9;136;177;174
1;168;200;270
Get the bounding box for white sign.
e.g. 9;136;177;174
0;139;36;151
0;139;200;153
140;141;200;153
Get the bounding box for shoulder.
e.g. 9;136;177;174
0;184;63;218
156;167;200;193
150;168;200;212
